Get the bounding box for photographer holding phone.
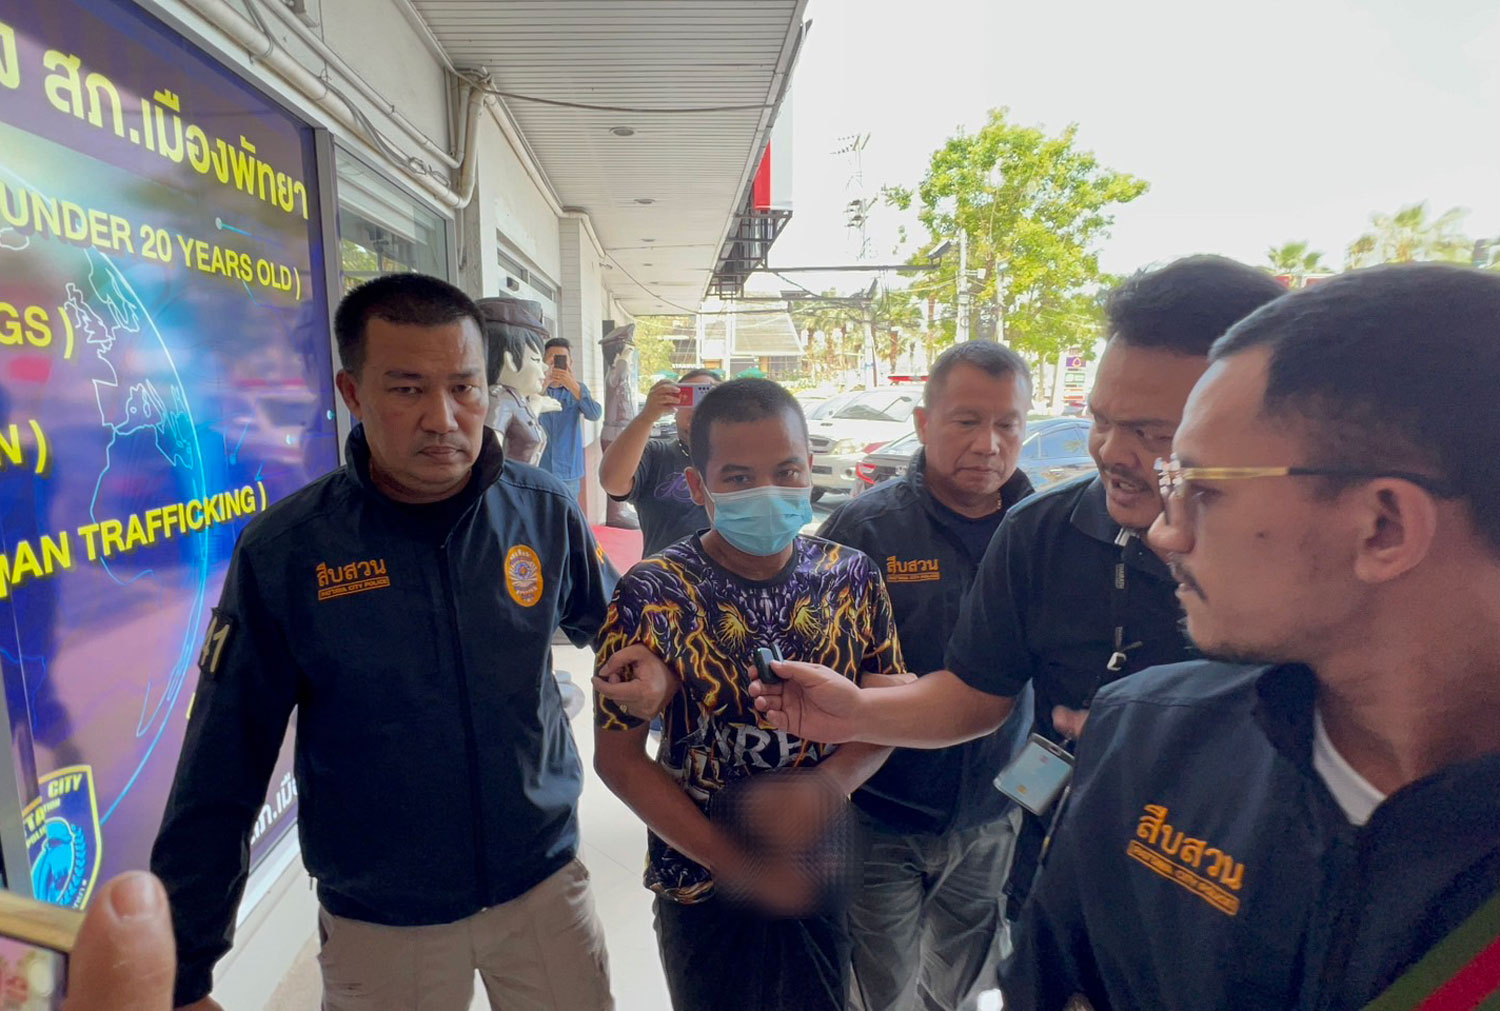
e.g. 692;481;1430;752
538;337;603;499
599;368;722;556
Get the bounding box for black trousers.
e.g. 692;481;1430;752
653;893;852;1011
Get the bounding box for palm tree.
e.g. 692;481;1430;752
1266;241;1328;286
1346;203;1472;269
869;287;923;373
790;293;864;384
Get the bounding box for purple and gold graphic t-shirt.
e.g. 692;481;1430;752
595;534;903;902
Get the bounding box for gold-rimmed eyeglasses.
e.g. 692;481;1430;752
1154;455;1459;528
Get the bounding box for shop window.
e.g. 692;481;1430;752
337;154;448;288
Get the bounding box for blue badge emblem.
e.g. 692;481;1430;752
23;765;101;910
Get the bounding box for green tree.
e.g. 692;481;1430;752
886;108;1148;376
791;293;865;384
1345;202;1472;268
869;285;924;373
631;315;690;391
1266;240;1327;283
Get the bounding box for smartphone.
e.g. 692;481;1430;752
994;733;1075;816
0;890;82;1009
671;383;713;408
549;355;570;372
754;645;783;685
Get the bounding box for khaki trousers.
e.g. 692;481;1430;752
318;859;613;1011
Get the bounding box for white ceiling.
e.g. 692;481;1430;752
406;0;808;316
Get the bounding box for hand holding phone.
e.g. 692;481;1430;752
671;383;713;408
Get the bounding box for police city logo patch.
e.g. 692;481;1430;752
1126;804;1245;916
506;545;544;607
23;765;102;911
316;558;391;602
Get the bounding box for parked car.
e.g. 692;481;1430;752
802;389;862;421
1016;417;1094;488
852;429;922;491
807;389;919;500
851;417;1095;495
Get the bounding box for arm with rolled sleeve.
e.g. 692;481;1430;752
149;544;299;1008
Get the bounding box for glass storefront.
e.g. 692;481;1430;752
336;154;449;289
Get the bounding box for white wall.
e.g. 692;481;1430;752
315;0;450;146
462;111;562;298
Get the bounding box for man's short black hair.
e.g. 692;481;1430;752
333;273;483;378
924;341;1033;407
689;378;808;472
1106;255;1286;356
1213;263;1500;553
679;368;722;384
545;337;571;353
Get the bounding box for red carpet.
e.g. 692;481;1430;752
592;524;644;572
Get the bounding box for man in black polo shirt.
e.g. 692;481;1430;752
1005;264;1500;1010
600;368;721;556
816;342;1035;1011
749;256;1286;910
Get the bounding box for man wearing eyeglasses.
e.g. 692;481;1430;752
746;256;1285;917
998;263;1500;1009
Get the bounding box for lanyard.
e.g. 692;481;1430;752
1106;529;1144;674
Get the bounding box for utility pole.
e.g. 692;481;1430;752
956;228;970;343
992;261;1006;344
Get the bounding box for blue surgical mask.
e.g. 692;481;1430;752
707;485;813;556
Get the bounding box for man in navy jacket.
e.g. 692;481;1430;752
152;274;617;1011
1005;264;1500;1009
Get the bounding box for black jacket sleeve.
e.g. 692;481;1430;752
815;499;853;545
558;496;618;647
149;543;299;1006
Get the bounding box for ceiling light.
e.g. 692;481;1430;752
642;237;655;243
643;262;654;267
610;126;636;137
635;197;655;205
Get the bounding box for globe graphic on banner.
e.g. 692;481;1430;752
1;164;211;902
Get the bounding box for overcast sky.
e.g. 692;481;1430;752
766;0;1500;294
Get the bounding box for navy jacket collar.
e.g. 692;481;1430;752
903;449;1035;527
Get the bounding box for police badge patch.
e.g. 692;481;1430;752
23;765;102;910
505;545;544;607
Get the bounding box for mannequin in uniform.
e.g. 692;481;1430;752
476;296;557;466
476;296;586;719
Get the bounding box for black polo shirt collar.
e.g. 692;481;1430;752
1068;474;1172;581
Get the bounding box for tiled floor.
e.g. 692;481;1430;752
267;641;670;1010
